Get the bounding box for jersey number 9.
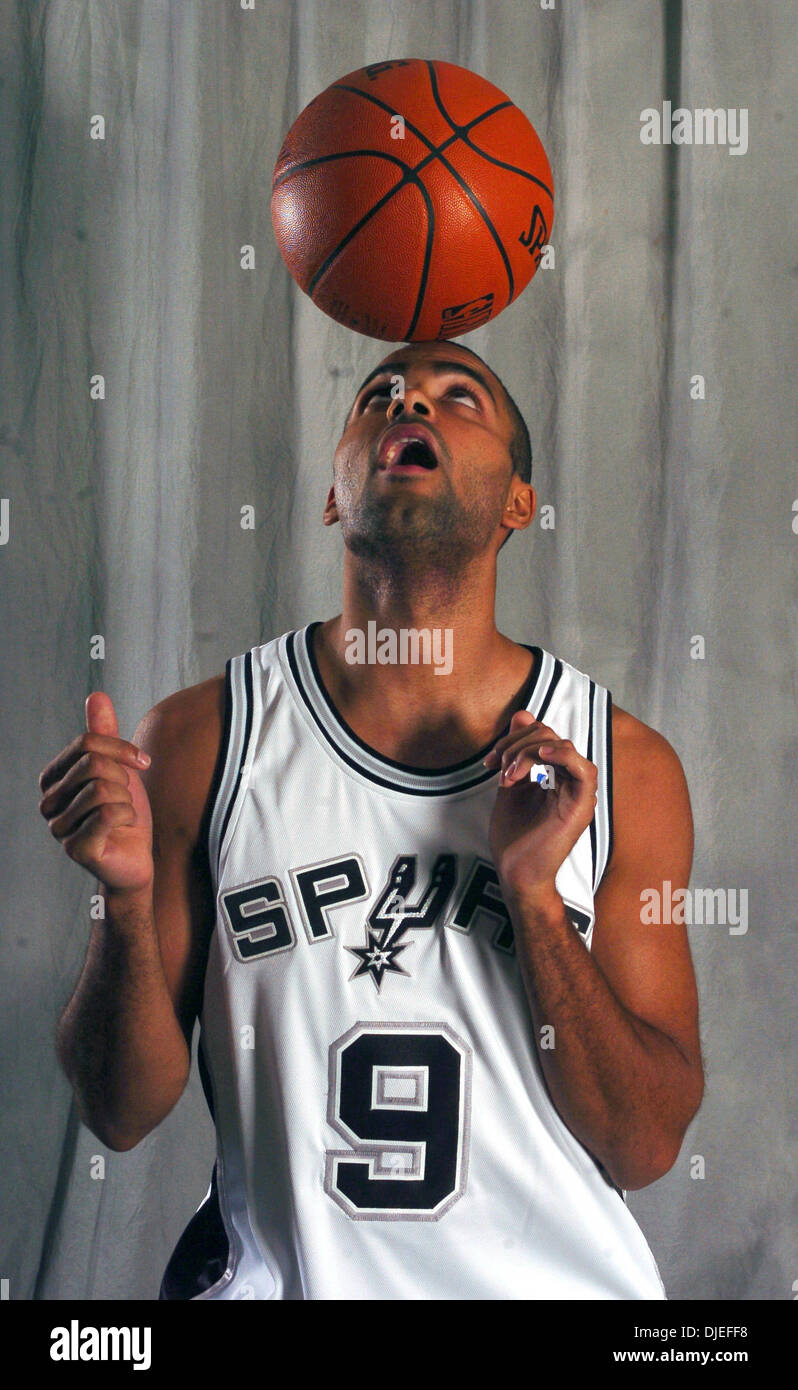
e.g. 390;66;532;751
324;1023;472;1220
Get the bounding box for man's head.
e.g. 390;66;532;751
323;340;536;574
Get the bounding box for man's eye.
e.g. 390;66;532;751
358;385;391;408
447;386;479;407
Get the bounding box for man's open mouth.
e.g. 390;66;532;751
376;425;440;472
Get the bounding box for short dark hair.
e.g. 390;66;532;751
505;383;533;485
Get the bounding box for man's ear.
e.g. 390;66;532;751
504;482;536;534
323;484;339;527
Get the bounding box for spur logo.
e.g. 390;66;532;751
221;852;593;989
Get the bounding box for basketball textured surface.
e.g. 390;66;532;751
271;58;554;342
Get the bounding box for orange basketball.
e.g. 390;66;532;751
271;58;554;342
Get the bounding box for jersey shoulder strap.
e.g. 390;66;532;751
207;648;256;894
540;651;614;895
586;677;614;893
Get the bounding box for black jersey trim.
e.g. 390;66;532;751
587;680;598;892
305;622;545;775
288;631;488;795
535;657;562;725
605;690;615;874
588;682;614;894
205;658;235;893
287;625;548;797
216;650;254;879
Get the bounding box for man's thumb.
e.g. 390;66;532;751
86;691;119;737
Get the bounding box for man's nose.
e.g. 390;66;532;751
387;389;431;419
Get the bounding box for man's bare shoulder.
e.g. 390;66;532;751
133;674;226;842
607;702;693;872
611;701;685;769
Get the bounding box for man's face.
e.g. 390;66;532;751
327;342;518;569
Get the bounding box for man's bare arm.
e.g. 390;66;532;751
493;706;703;1190
41;680;223;1151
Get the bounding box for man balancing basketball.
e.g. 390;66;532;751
39;338;703;1300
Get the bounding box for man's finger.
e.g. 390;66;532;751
86;691;119;738
39;752;131;816
48;784;134;840
483;721;557;767
39;732;149;795
501;738;595;787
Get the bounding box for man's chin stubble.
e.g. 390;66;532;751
340;497;496;582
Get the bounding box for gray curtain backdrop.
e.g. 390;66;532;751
1;0;795;1300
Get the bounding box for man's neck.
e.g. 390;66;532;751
312;588;536;768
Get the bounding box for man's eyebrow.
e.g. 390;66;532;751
352;359;498;407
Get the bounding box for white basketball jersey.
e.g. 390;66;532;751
160;623;667;1301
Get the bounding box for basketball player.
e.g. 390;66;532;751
38;339;703;1300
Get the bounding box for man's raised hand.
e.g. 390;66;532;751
485;710;598;902
38;692;154;894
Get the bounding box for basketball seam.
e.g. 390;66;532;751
457;132;554;200
303;157;436;336
273;148;410;194
424;62;553;200
421;61;516;308
324;78;518;324
275;146;430;318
